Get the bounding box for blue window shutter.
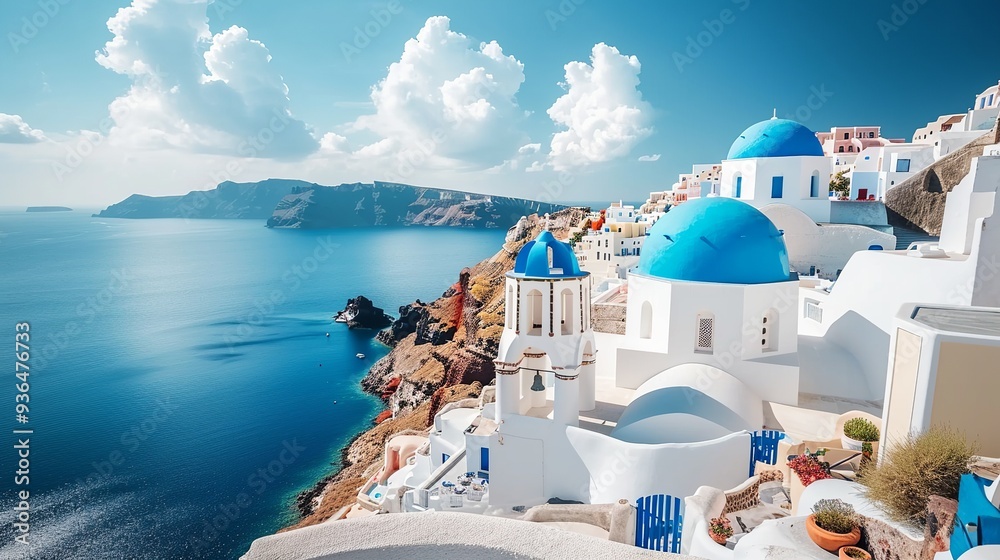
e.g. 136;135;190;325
735;176;742;198
771;176;783;198
481;447;489;471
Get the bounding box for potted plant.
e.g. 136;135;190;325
708;516;733;545
806;499;861;552
842;417;880;454
788;451;832;514
839;545;872;559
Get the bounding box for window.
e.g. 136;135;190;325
843;132;849;140
838;146;845;153
895;159;911;172
771;176;783;198
804;300;823;323
639;301;653;339
734;175;742;198
810;173;820;198
442;453;451;464
480;447;490;471
506;285;515;329
869;132;875;138
527;289;543;333
695;314;714;352
848;146;853;152
561;288;574;335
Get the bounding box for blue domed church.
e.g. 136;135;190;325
719;115;833;223
615;196;802;413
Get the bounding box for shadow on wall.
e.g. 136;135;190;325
820;309;890;399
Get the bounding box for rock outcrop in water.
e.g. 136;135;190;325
94;179;308;219
334;296;392;330
284;208;587;529
266;181;566;229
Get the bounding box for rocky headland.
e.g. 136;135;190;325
283;207;587;530
93;179;306;219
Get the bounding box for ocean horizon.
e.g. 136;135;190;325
0;210;505;559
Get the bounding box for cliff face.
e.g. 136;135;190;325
266;181;567;229
334;296;392;330
94;179;309;219
885;129;995;235
285;207;587;528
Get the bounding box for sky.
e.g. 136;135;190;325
0;0;998;208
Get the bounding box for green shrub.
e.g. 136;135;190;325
844;418;880;442
811;499;858;534
859;427;977;526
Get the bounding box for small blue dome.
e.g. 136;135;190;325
635;198;791;284
727;118;824;159
511;230;586;278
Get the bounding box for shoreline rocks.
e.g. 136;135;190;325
334;296;392;330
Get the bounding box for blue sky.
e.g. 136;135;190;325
1;0;997;207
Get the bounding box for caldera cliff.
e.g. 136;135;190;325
283;207;586;530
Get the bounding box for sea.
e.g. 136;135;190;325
0;210;505;559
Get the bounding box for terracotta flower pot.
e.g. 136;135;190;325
839;545;872;559
709;531;728;545
805;514;860;553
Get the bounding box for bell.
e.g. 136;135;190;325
530;372;545;392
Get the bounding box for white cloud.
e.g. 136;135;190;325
353;16;528;170
0;114;46;143
638;153;660;162
525;161;544;172
547;43;653;171
319;132;349;154
518;143;541;155
95;0;316;158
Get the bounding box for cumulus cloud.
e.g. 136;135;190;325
0;114;46;143
354;16;528;169
547;43;652;171
638;153;660;162
95;0;316;158
319;132;349;154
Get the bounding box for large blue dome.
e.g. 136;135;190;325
635;198;791;284
511;230;586;278
727;118;824;159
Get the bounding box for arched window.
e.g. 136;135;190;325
561;288;574;335
733;173;743;198
695;313;714;352
639;301;653;339
810;171;820;198
848;146;854;152
761;309;779;352
868;132;875;138
527;289;543;335
838;146;845;153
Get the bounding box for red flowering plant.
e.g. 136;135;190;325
788;449;832;486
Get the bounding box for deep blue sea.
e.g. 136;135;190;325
0;210;504;559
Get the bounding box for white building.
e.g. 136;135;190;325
850;143;935;200
574;203;647;284
719;116;834;223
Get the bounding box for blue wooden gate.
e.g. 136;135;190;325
635;494;683;553
749;430;786;476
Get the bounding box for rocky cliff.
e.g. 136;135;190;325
266;181;567;229
285;207;587;529
94;179;309;219
885;128;996;235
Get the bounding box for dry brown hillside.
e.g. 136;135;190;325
885;125;998;235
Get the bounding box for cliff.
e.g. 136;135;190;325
94;179;308;219
885;127;996;235
285;207;587;529
266;181;567;229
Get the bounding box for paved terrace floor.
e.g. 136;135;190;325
525;376;634;436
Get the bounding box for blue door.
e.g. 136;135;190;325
480;447;489;471
635;494;683;553
810;175;819;198
734;176;742;198
771;176;783;198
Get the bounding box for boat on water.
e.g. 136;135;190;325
356;353;365;359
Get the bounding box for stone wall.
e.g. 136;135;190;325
592;303;627;334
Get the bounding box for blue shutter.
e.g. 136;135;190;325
771;176;783;198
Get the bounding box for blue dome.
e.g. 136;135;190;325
511;230;586;278
635;198;791;284
727;118;824;159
